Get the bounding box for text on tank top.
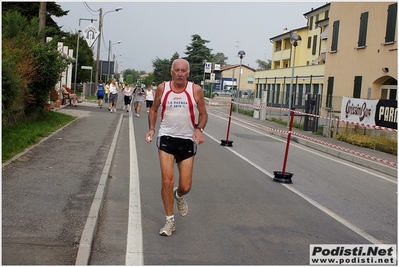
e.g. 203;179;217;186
158;81;197;140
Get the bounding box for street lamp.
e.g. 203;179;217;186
236;50;245;112
73;18;97;94
94;7;122;91
113;54;122;80
107;41;122;81
287;33;302;126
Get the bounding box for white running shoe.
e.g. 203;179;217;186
159;219;175;236
173;187;188;217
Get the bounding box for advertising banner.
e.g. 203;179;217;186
375;100;397;129
340;97;378;126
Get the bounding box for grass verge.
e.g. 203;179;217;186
2;110;76;162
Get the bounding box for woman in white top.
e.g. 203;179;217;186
108;78;119;113
145;84;155;113
122;83;133;112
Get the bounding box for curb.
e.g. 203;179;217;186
75;114;123;265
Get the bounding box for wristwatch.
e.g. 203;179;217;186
196;126;204;133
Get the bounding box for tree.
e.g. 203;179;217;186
60;32;95;83
184;34;213;85
256;59;272;71
211;52;228;66
152;57;173;84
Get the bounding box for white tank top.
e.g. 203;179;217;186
158;81;197;140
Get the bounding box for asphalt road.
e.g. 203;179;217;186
2;101;397;265
88;105;396;265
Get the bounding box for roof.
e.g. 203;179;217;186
220;64;256;72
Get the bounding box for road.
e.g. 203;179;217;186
89;105;397;265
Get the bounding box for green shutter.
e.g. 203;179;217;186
326;77;334;108
353;76;362;98
358;12;368;47
385;3;397;43
307;36;312;48
331;20;340;51
312;35;318;55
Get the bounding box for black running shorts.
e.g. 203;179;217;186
157;135;197;163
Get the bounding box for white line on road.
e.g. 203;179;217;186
204;131;384;244
126;115;144;265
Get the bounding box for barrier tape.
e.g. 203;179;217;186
210;109;397;168
211;99;397;133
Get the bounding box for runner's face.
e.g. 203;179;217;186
171;61;189;83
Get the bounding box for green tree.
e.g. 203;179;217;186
211;52;228;66
256;59;272;70
125;74;134;84
2;2;68;37
184;34;213;85
60;32;95;83
153;57;172;84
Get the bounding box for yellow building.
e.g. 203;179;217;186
255;3;330;110
323;2;397;115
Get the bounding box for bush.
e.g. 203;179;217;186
337;131;397;155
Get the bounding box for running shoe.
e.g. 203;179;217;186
174;187;188;216
159;219;175;236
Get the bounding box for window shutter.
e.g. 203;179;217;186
307;36;312;48
353;76;362;98
385;3;397;43
331;20;340;51
326;77;334;108
312;35;318;55
358;12;369;47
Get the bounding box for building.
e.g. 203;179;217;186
218;64;256;93
323;2;397;114
255;3;330;110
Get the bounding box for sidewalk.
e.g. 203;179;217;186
2;99;122;265
208;103;397;178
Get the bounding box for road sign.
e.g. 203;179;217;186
82;23;100;48
81;66;92;70
204;62;212;73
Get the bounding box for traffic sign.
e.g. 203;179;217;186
82;23;100;48
81;66;92;70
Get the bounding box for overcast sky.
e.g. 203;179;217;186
53;1;325;72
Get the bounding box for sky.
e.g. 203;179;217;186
53;1;325;73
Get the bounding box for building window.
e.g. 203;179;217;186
385;3;397;43
248;76;254;84
325;10;329;19
307;36;312;48
309;16;313;30
312;35;318;55
358;12;369;48
275;40;282;52
331;20;340;52
326;77;334;108
353;76;362;98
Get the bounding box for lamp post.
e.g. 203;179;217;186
287;33;302;126
107;41;122;81
74;18;97;94
202;60;207;91
236;50;245;112
94;7;122;92
113;54;122;80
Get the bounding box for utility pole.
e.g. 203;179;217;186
38;2;46;44
94;8;103;92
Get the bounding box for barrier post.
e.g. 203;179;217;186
221;99;234;147
273;110;295;183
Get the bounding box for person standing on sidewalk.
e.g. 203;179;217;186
133;84;145;117
145;84;155;113
108;78;120;113
145;58;208;236
122;83;133;112
95;80;105;108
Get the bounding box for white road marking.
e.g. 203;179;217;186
204;131;384;244
209;112;396;183
126;115;144;265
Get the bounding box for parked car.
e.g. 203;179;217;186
213;89;235;97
